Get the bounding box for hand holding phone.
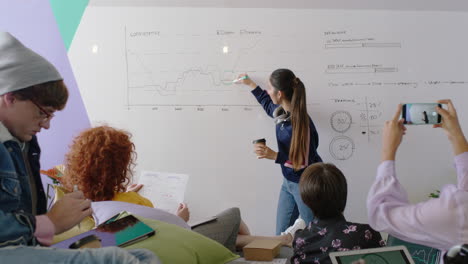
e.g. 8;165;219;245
434;99;468;155
381;104;406;161
401;103;442;125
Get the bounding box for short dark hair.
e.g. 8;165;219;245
299;162;347;219
12;80;68;110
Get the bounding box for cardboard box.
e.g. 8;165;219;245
243;239;281;261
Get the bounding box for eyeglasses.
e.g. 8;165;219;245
30;99;55;122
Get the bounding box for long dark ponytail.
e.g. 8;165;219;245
270;69;309;171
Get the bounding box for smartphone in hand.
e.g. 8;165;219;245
402;103;442;125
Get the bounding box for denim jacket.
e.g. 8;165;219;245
0;123;47;246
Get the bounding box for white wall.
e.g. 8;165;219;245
70;5;468;235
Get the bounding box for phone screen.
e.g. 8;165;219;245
402;103;442;125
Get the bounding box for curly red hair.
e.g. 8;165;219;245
63;126;136;201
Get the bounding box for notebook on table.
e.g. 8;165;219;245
329;245;415;264
53;211;155;249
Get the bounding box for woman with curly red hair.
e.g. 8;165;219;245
63;126;153;207
62;126;299;251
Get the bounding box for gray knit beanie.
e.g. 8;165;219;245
0;32;62;95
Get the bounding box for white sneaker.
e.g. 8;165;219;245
281;218;306;236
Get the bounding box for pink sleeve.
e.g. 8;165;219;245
367;161;459;250
455;152;468;191
34;215;55;246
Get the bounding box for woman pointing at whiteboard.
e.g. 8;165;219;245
236;69;322;235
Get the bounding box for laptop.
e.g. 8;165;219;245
329;245;415;264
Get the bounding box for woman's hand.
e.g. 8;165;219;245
381;104;406;161
235;73;257;89
254;144;278;160
434;99;468;155
176;203;190;222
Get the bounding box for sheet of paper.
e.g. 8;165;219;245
138;171;189;214
232;258;287;264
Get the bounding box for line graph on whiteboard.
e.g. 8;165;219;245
123;27;309;107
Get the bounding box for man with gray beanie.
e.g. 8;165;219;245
0;32;159;263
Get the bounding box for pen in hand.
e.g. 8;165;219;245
73;185;81;228
232;75;248;83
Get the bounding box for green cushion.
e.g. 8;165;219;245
125;216;239;264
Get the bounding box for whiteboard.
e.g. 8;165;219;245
69;6;468;235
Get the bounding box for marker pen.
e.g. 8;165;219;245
232;75;248;83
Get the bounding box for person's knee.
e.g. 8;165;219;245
126;249;160;264
95;247;159;264
230;207;241;220
218;207;241;222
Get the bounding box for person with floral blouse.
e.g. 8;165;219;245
291;163;384;264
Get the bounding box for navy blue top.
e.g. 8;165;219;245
252;86;322;183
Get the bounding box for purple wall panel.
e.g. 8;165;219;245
0;0;90;188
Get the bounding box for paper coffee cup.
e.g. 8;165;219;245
252;138;266;145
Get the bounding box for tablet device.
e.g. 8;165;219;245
329;245;415;264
